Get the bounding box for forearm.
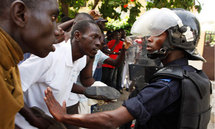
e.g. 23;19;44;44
104;48;125;67
61;106;133;129
71;83;86;94
61;107;134;129
58;19;74;32
19;104;37;125
62;112;114;129
80;56;95;86
19;104;44;128
44;88;134;129
115;48;125;66
80;77;95;87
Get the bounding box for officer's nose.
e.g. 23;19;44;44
147;36;152;42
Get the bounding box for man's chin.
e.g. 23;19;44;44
35;51;51;58
89;55;95;59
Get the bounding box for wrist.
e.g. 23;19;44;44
60;114;69;123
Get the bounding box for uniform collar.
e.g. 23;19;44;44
166;58;188;67
0;27;23;70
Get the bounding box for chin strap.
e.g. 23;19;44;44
147;37;172;60
147;48;168;59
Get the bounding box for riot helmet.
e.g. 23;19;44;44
172;8;205;61
130;8;205;61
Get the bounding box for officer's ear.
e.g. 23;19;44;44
74;30;82;41
10;1;28;27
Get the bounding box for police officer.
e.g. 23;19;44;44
43;8;211;129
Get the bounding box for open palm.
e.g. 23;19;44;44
44;87;67;122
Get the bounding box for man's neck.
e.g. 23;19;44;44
71;41;84;62
162;49;185;66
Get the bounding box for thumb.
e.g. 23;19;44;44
62;100;67;112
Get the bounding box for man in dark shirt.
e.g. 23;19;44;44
43;8;210;129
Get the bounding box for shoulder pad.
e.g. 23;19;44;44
159;79;172;82
152;66;184;80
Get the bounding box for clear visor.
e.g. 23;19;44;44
125;36;161;66
131;8;180;37
125;36;148;64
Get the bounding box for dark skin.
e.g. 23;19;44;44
44;31;186;129
146;32;185;65
66;15;127;93
102;30;132;66
18;22;102;129
19;104;54;129
71;56;95;94
109;31;121;52
55;15;128;78
71;23;102;84
56;19;74;43
71;44;126;95
99;34;127;67
103;48;126;67
71;34;127;94
0;0;63;129
0;0;60;58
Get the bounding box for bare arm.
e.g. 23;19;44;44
63;107;133;129
103;38;131;66
71;83;86;94
58;19;74;32
80;56;95;87
103;47;126;67
55;19;74;43
44;87;134;129
19;104;51;129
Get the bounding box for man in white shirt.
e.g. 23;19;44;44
16;20;103;129
78;39;127;116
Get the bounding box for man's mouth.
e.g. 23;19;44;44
92;48;99;55
146;46;153;51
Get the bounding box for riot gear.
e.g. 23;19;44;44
151;66;211;129
121;8;211;129
172;8;206;61
130;8;205;61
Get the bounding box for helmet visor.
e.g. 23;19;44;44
131;8;180;37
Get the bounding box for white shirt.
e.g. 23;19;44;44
77;50;109;110
92;50;109;74
15;39;87;129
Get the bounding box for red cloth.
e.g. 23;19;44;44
102;39;123;68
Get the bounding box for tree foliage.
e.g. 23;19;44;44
58;0;89;19
146;0;202;13
58;0;201;32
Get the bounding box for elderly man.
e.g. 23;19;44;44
0;0;59;129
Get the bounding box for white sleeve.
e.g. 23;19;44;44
18;54;53;92
98;51;109;64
